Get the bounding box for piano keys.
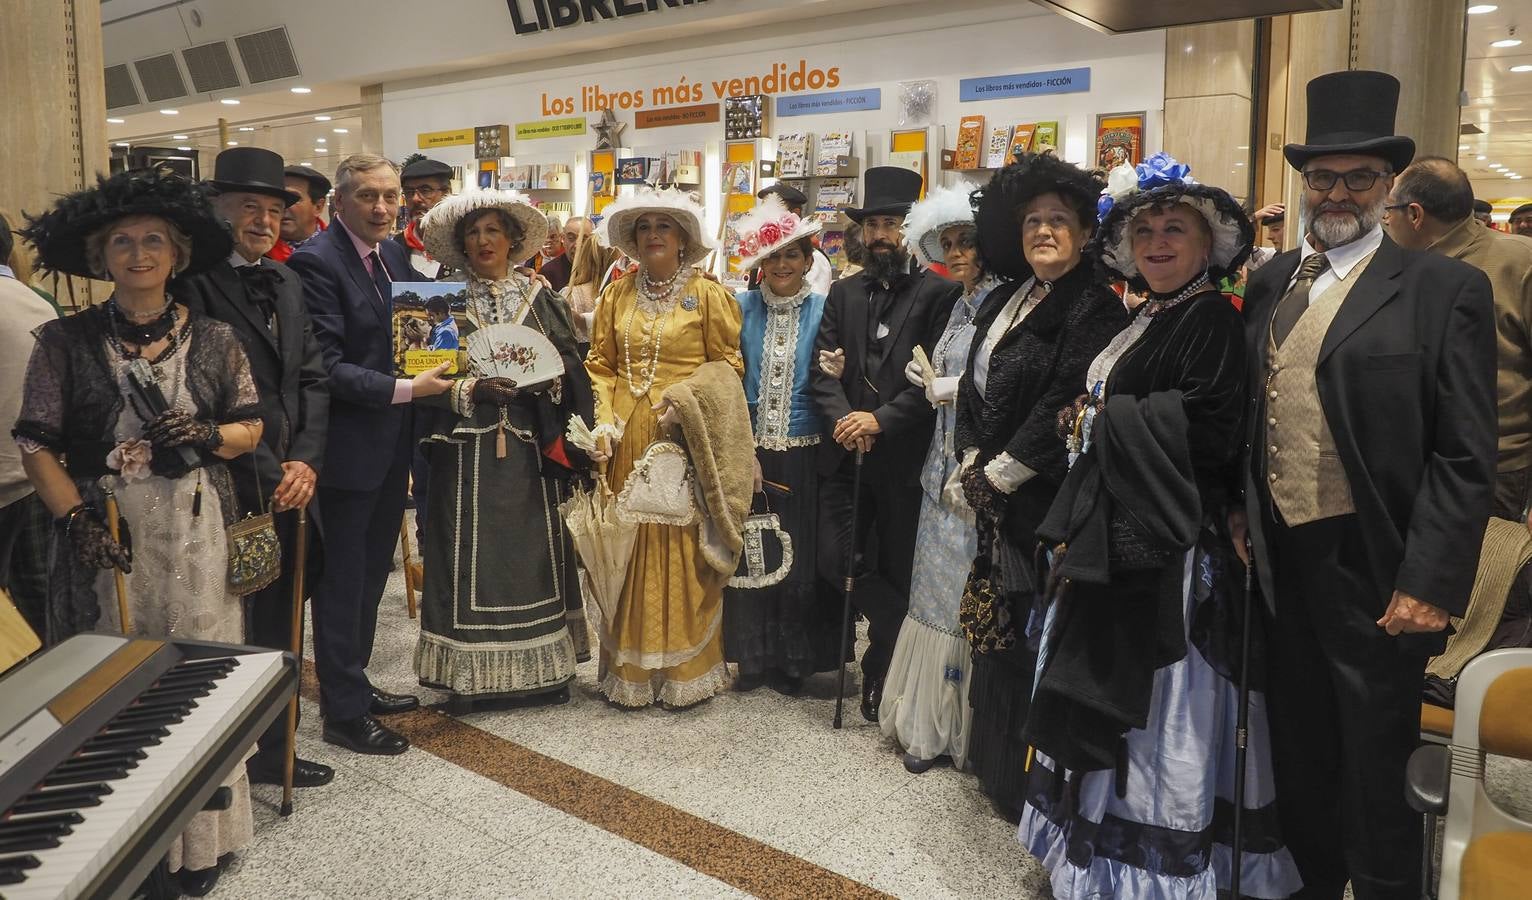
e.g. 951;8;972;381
0;633;295;899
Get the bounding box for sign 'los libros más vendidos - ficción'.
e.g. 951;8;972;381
506;0;712;36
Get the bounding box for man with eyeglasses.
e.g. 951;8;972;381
1510;202;1532;238
394;157;459;280
1233;71;1495;900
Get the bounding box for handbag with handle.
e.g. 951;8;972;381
729;491;793;590
616;439;698;527
227;464;281;597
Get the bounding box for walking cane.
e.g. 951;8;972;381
832;447;866;730
102;484;132;635
280;507;308;818
1230;540;1255;899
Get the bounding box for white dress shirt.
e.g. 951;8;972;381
1291;224;1384;303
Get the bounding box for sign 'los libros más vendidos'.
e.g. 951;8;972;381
506;0;711;36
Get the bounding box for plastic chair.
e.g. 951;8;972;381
1406;648;1532;900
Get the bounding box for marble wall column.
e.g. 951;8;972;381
0;0;109;302
361;84;385;157
1162;21;1257;205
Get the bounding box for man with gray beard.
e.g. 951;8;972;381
1232;71;1495;900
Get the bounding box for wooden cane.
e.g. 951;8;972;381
280;507;308;818
102;485;132;635
399;518;418;619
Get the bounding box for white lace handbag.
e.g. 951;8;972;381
728;493;793;590
616;440;698;526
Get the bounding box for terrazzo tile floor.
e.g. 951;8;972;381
208;521;1532;900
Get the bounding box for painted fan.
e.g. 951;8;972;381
465;323;565;388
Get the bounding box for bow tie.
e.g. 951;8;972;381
236;263;282;329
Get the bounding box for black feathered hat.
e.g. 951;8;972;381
22;167;232;280
972;153;1104;281
1091;153;1254;292
1283;70;1415;174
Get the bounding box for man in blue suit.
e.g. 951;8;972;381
288;154;452;755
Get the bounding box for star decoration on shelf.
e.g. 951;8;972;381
593;110;625;150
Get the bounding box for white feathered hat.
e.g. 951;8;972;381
732;194;822;270
420;188;547;275
901;185;976;267
594;187;715;268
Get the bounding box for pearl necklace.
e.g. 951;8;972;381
636;266;684;312
1142;272;1210;318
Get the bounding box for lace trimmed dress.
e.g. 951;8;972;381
585;272;745;708
414;274;592;699
14;304;262;874
878;279;995;764
723;285;841;680
1018;294;1303;899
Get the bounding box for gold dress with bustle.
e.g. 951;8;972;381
585;273;743;707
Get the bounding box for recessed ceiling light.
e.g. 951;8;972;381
316;138;327;143
300;162;313;167
314;115;332;122
1479;155;1489;161
290;86;312;94
107;117;125;124
314;148;327;154
159;109;179;115
114;141;130;147
172;134;188;139
176;146;192;151
1460;144;1471;150
1513;65;1532;72
1513;175;1525;180
238;126;255;132
226;140;238;146
332;128;349;134
1468;4;1498;13
220;98;240;105
1492;38;1523;48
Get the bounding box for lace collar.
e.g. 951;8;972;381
468;271;533;326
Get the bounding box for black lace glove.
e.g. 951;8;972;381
471;377;521;406
63;506;133;573
961;465;1005;522
142;409;223;452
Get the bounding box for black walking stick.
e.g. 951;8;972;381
832;446;866;729
1230;539;1255;899
279;508;309;818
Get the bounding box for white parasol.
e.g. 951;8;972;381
558;417;637;633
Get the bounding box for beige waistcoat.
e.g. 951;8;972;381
1264;251;1377;525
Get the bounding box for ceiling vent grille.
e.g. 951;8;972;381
235;27;300;84
104;63;140;109
133;53;187;102
182;41;242;93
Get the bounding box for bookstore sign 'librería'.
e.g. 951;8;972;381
507;0;712;37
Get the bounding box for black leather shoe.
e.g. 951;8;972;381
860;677;883;723
370;688;420;716
247;754;335;787
902;752;937;774
768;672;804;696
178;864;221;897
323;714;409;755
734;671;765;692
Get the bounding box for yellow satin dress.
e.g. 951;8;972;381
586;272;744;707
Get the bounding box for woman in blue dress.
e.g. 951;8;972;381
878;186;1001;771
723;196;841;693
1020;154;1302;898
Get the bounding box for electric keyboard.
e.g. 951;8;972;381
0;633;296;899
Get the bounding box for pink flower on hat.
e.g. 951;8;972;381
758;222;782;246
741;233;760;256
779;213;801;233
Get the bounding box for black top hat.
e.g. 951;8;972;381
208;147;301;206
284;164;332;201
757;182;808;210
22;167;233;280
845;167;924;222
1283;70;1416;174
401;158;454;182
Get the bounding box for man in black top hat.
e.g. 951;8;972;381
271;164;330;261
180;147;335;789
810;166;961;722
1233;71;1495;899
396;157;458;279
749;182;832;294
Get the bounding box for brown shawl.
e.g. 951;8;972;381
663;360;753;575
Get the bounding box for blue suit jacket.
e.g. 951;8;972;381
288;220;425;491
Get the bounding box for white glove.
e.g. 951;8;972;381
943;463;971;515
927;375;960;406
590;422;623;464
904;357;924;389
818;348;845;379
959;447;980;475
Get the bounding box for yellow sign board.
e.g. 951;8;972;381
515;117;588;140
416;129;474;150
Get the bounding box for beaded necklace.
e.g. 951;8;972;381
623;267;685;398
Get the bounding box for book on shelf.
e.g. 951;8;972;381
954;115;985;170
1008;123;1036;162
1032;121;1060;156
985;125;1011;169
813;178;856;224
722;161;754;196
777;132;811;178
816;132;854;175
